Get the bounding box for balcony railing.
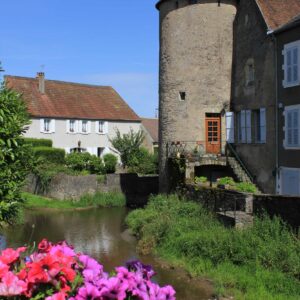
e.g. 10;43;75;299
167;141;206;161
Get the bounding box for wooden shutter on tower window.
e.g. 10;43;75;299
225;112;235;143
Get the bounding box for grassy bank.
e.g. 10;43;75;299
23;192;126;210
126;194;300;299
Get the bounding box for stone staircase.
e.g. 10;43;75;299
227;156;252;183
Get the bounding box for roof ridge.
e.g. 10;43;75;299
5;75;113;89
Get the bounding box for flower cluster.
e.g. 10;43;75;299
0;239;176;300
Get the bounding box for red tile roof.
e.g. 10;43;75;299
256;0;300;30
5;75;140;122
141;118;159;143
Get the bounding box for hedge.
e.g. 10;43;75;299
33;147;65;164
23;138;53;148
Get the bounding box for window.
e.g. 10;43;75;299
283;41;300;88
189;0;197;4
40;119;55;133
97;147;105;157
245;59;255;86
280;168;300;196
44;119;50;132
253;108;266;143
69;120;76;133
97;121;107;134
237;110;251;143
82;121;88;133
179;91;186;101
99;121;104;133
285;106;300;148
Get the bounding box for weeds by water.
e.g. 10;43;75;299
23;191;126;210
126;194;300;299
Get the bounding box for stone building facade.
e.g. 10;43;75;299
157;0;237;192
156;0;300;194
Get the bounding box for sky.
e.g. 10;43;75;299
0;0;159;118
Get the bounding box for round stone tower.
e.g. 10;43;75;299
157;0;237;192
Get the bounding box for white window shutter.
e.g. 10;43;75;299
40;119;44;133
225;112;234;143
105;121;109;134
282;169;300;196
246;110;251;143
66;120;70;133
95;121;99;133
75;120;79;133
260;108;266;143
51;119;56;133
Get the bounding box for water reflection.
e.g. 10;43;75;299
1;208;212;300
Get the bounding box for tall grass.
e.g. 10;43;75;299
126;194;300;299
23;191;126;209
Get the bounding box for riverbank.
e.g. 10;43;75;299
126;194;300;300
22;191;126;210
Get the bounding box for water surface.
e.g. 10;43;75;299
2;208;212;300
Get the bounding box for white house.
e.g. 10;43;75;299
5;73;141;157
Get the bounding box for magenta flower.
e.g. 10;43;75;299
75;283;101;300
99;277;128;300
45;292;67;300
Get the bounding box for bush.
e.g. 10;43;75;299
127;148;158;175
103;153;118;174
33;147;65;164
195;176;208;184
89;155;105;174
0;86;33;224
235;182;257;193
23;137;52;148
217;177;235;186
65;152;91;171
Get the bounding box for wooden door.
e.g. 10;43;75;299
206;117;221;154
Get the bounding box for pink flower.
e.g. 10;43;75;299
0;271;27;296
75;283;101;300
0;261;9;277
99;277;128;300
0;247;26;264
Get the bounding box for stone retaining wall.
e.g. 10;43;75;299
24;173;159;207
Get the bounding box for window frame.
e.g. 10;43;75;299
283;40;300;88
253;108;266;144
40;118;55;134
237;110;251;144
280;167;300;196
284;105;300;149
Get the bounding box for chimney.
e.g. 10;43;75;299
37;72;45;94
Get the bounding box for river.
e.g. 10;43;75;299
1;208;213;300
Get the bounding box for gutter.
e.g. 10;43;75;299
267;30;279;194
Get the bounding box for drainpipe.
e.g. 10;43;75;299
268;30;279;194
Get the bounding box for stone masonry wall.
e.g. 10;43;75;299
24;174;159;207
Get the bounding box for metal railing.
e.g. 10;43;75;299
226;143;254;183
167;141;206;160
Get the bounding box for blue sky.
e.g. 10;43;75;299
0;0;159;117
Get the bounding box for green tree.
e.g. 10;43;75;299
0;86;32;224
110;129;145;168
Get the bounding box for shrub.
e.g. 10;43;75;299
23;137;52;147
217;177;235;186
235;182;257;193
66;152;91;171
128;148;158;175
0;86;33;224
195;176;208;184
33;147;65;164
89;155;105;174
103;153;118;174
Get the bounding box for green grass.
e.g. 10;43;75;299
126;194;300;299
23;191;126;210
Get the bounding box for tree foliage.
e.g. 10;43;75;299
0;86;32;224
110;129;145;168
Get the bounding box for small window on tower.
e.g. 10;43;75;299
175;1;179;9
179;91;186;101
